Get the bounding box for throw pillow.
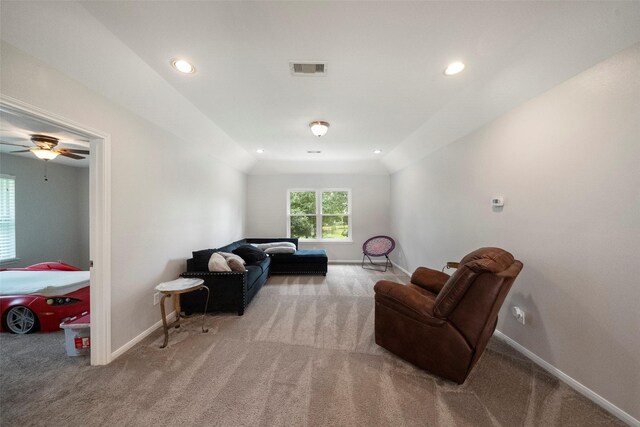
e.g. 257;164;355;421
226;257;246;272
192;249;216;271
232;244;267;264
218;252;246;265
208;253;232;272
264;246;296;255
251;241;296;250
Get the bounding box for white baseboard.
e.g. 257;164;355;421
110;311;176;361
328;260;412;277
493;330;638;426
393;264;411;276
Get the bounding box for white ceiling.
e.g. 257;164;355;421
2;1;640;174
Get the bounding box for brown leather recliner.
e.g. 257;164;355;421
374;247;523;384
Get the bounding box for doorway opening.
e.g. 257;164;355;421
0;95;111;365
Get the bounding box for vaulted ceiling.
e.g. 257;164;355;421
2;1;640;174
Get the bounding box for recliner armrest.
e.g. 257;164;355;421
374;280;445;326
410;267;450;294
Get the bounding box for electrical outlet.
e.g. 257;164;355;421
153;292;160;306
512;306;525;325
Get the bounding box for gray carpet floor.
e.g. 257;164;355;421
0;265;623;426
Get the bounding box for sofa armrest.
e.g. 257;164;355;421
180;271;247;315
374;280;445;326
410;267;450;294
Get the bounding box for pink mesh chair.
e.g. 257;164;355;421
362;236;395;272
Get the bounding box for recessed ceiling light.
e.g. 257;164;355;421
171;58;196;74
307;150;322;154
444;61;465;76
256;149;265;154
373;149;382;154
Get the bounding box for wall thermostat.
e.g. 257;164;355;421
491;196;504;207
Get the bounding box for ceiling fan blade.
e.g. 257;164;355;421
1;129;89;146
58;148;90;155
0;141;32;148
58;152;85;160
11;149;33;153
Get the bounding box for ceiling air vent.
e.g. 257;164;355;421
290;61;327;76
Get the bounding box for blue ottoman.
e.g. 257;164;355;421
268;249;328;276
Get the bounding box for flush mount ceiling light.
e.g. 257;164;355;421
307;150;322;154
170;58;196;74
373;149;382;154
444;61;465;76
256;149;265;154
309;121;330;137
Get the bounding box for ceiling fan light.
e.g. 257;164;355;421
31;149;58;160
309;121;329;137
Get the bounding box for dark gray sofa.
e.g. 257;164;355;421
180;238;327;315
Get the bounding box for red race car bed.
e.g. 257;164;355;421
0;263;90;334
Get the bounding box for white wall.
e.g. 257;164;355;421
1;42;247;352
77;168;90;270
247;174;390;261
0;154;89;269
390;44;640;420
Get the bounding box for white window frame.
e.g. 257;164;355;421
0;174;17;263
287;188;352;243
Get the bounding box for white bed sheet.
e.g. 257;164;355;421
0;271;90;297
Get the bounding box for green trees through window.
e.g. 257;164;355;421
289;190;351;240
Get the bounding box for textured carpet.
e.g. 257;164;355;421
0;265;623;426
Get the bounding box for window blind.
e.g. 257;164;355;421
0;174;16;261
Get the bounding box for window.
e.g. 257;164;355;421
288;189;351;241
0;174;16;262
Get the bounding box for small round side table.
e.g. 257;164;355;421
155;278;209;348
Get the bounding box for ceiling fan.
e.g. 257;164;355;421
0;134;89;161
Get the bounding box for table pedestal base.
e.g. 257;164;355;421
159;285;209;349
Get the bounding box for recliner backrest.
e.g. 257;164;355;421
433;247;515;317
433;248;522;349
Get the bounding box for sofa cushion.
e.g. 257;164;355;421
192;249;216;271
265;246;296;255
246;256;271;273
252;242;297;250
249;256;271;274
246;238;298;249
208;253;231;272
246;265;263;290
233;244;267;264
